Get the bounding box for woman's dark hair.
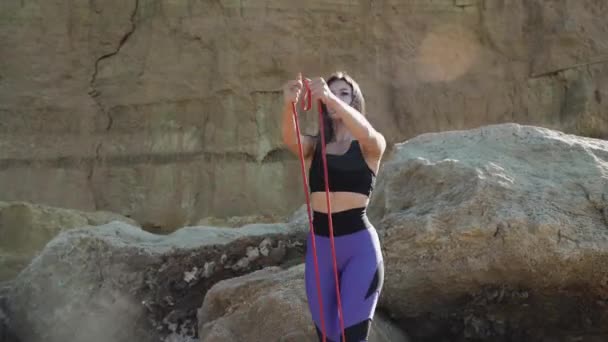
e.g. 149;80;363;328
313;71;365;146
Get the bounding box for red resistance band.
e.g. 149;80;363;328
290;77;346;342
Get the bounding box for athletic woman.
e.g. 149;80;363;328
281;71;386;342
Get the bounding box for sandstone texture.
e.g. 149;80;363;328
1;1;607;229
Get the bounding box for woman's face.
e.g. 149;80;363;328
328;79;353;118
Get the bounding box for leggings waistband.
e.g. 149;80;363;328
312;207;373;237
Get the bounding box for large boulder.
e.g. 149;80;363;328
0;201;138;281
199;264;410;342
1;0;607;228
5;220;307;342
368;123;608;341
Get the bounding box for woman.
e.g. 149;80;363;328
281;72;386;342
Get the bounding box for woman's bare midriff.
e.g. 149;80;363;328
310;191;370;213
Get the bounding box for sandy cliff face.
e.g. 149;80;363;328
1;0;607;228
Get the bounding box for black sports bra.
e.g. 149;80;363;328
308;140;376;196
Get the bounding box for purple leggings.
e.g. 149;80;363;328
305;208;384;342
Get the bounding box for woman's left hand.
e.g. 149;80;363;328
308;77;333;103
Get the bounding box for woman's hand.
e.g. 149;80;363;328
308;77;334;103
282;73;304;105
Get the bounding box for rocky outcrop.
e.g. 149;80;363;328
5;220;307;342
199;264;409;342
4;123;608;341
368;123;608;341
0;201;137;281
1;1;607;229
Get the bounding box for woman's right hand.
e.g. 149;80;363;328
283;73;304;105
